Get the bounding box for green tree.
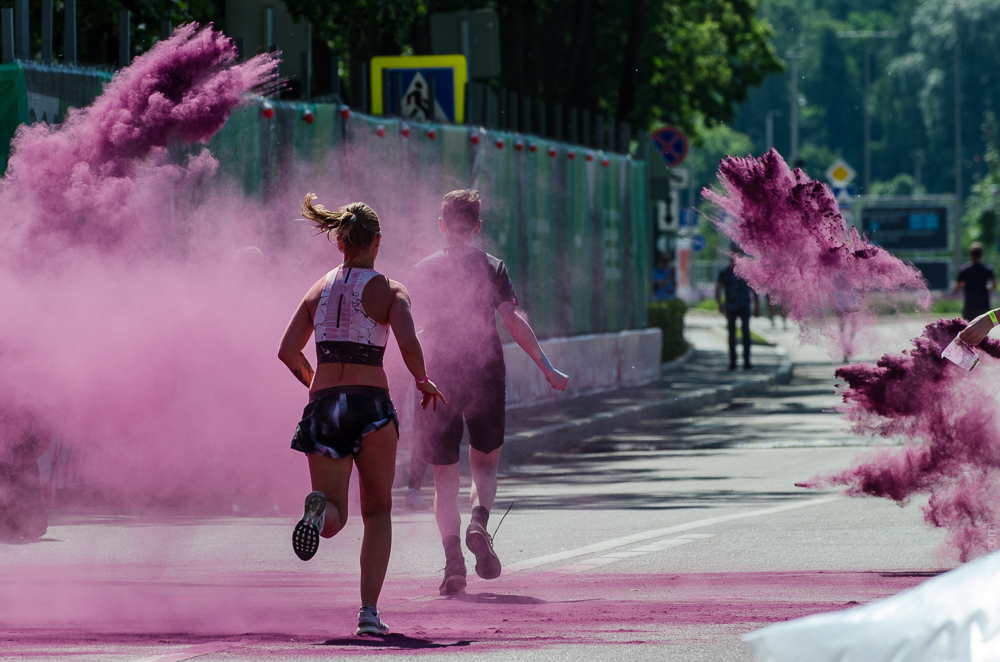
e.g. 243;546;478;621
285;0;782;137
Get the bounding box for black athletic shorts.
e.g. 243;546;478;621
291;386;398;459
415;373;506;465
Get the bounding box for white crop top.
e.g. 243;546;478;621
313;266;390;366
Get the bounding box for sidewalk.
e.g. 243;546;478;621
499;311;792;466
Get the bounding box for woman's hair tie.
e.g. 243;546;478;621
348;213;357;224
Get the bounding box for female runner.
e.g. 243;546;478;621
278;193;445;636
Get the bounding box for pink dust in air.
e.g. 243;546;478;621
0;22;457;524
703;149;930;356
799;318;1000;562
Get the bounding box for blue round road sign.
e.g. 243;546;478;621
651;126;689;167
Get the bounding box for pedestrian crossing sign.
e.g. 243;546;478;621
370;55;468;123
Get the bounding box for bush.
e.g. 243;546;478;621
648;300;690;362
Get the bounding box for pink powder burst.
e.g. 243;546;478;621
0;22;277;257
800;318;1000;562
703;150;930;353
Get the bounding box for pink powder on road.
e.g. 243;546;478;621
703;150;930;355
0;569;932;655
800;318;1000;561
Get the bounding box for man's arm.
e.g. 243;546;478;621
497;302;569;391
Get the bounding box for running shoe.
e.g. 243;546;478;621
465;520;501;580
356;605;389;636
439;560;467;596
292;491;326;561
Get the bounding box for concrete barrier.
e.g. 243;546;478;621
503;328;663;409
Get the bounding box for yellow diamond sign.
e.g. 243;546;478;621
825;158;856;186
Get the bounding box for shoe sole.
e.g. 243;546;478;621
356;624;389;636
439;573;467;596
465;529;501;580
292;491;326;561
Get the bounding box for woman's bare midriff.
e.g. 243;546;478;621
310;362;389;395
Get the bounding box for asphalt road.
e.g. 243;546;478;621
1;315;956;661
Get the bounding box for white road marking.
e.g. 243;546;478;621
505;496;838;574
133;642;239;662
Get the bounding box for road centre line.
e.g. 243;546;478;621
504;496;839;574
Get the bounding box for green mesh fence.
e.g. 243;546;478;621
0;75;650;337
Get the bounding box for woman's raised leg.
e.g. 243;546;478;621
307;453;353;538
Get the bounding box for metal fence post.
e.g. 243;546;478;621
15;0;28;61
1;9;13;64
63;0;76;64
118;9;130;68
42;0;53;63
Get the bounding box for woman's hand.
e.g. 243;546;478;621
959;312;995;346
416;379;447;410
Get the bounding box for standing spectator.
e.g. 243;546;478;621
652;254;677;300
955;242;996;321
715;249;759;370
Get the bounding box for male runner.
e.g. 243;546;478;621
412;189;569;595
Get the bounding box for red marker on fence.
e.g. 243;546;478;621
261;101;274;119
302;110;314;124
400;124;411;138
339;105;350;119
515;140;524;152
375;125;386;138
427;128;437;140
529;143;538;153
469;132;481;145
495;138;505;149
567;150;577;160
548;146;557;158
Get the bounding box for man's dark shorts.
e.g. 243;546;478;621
415;373;506;465
291;385;398;459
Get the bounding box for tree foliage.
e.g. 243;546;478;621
730;0;1000;216
284;0;782;136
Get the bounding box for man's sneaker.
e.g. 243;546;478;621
439;560;467;596
356;605;389;636
292;491;326;561
465;520;501;580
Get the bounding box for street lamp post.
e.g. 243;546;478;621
836;30;898;194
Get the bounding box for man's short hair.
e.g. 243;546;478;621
441;189;480;231
971;242;984;260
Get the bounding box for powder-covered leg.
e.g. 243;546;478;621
292;490;326;561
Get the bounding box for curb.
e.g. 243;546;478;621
499;346;793;468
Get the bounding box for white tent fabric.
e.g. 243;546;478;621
744;551;1000;662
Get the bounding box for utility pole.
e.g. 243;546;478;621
765;110;783;152
954;9;963;270
787;51;801;165
836;31;898;194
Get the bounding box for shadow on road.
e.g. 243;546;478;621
322;634;473;649
451;591;545;604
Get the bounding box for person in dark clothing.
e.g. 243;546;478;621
0;409;49;542
411;189;569;596
715;250;760;370
955;242;996;321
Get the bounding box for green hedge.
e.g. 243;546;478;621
648;300;690;362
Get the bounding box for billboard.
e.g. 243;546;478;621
860;205;948;250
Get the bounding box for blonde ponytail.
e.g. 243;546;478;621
300;193;380;254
